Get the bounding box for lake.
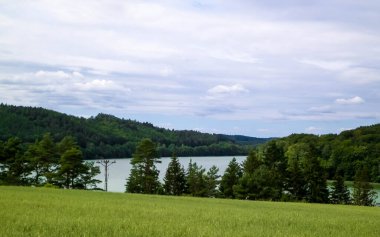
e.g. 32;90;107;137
93;156;247;193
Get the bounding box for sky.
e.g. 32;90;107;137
0;0;380;137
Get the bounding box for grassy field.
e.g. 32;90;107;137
0;186;379;237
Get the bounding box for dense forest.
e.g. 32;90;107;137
0;104;271;158
277;125;380;183
126;139;377;206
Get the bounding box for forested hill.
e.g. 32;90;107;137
277;124;380;182
0;104;271;158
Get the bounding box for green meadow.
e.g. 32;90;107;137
1;186;379;237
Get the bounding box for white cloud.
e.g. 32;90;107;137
305;126;321;133
35;70;75;79
208;84;249;95
299;59;352;71
75;79;124;91
335;96;365;105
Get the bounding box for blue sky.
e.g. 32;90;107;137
0;0;379;137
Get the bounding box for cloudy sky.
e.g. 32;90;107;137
1;0;380;137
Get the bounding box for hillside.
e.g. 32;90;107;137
278;124;380;182
0;104;271;158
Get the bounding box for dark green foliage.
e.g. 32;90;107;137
125;166;143;193
233;150;260;199
205;165;220;197
220;157;242;198
285;144;308;200
57;148;87;189
24;133;59;185
0;134;100;189
0;137;29;185
236;166;283;200
352;167;377;206
234;146;286;201
242;150;261;174
126;139;161;194
279;125;380;183
301;146;329;203
185;160;207;197
330;174;351;204
163;154;186;195
234;143;331;203
261;141;286;198
0;104;270;158
78;161;101;189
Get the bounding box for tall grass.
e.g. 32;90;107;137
1;186;379;237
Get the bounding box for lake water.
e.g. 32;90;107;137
93;156;247;193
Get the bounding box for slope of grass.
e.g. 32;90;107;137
1;186;379;237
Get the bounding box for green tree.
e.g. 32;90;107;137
330;174;351;204
75;161;101;190
57;136;79;154
125;166;143;193
58;147;87;188
26;133;59;185
163;154;186;195
352;167;377;206
126;139;161;194
0;137;29;185
285;144;307;200
233;150;261;199
243;150;261;174
185;160;206;197
205;165;220;197
220;157;242;198
250;165;283;200
302;147;329;203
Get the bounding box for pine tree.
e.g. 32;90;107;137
0;137;29;185
77;161;101;190
220;157;242;198
233;150;261;199
290;144;329;203
126;166;143;193
163;154;186;195
30;133;59;185
205;165;220;197
352;167;377;206
303;154;329;203
330;174;351;204
58;147;87;189
125;139;161;194
185;160;206;196
285;144;307;201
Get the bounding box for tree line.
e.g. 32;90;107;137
126;139;378;206
0;134;100;189
0;104;269;159
1;134;378;206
